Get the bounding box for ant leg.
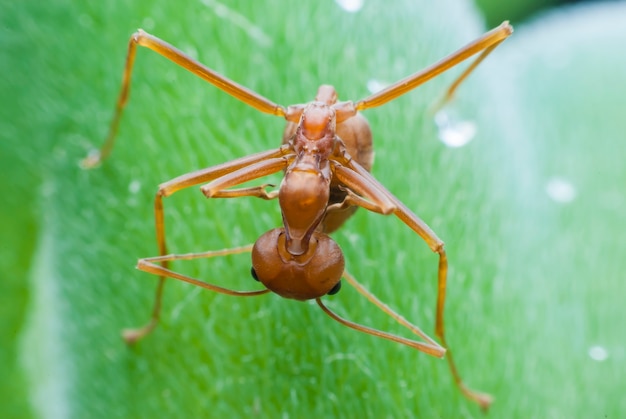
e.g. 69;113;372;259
159;147;291;197
354;22;512;111
120;192;168;344
430;41;504;113
122;151;291;343
83;30;287;168
198;157;289;198
208;184;278;200
333;159;493;410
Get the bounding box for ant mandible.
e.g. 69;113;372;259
83;21;513;410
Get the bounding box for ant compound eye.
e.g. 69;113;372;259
250;266;260;282
327;280;341;295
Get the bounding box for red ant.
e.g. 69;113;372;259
84;21;513;410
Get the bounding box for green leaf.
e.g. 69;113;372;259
3;0;625;417
486;4;626;416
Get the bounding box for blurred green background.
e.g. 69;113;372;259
2;0;625;417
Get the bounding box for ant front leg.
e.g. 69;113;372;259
331;159;493;410
122;148;293;344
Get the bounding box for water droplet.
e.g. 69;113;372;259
434;110;476;148
335;0;364;12
366;79;387;94
128;180;141;194
545;177;577;203
588;345;609;362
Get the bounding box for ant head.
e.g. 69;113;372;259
251;228;344;300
